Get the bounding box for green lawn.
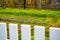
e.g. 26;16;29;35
0;9;60;18
0;9;60;26
0;9;60;40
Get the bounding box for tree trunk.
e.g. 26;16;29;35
35;0;37;8
24;0;26;9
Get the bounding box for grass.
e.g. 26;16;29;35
0;8;60;40
0;9;60;18
0;9;60;26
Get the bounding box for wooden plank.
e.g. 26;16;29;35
21;24;31;40
49;27;60;40
0;22;7;40
34;26;45;40
9;24;18;40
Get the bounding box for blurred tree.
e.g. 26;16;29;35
41;0;49;9
26;0;34;8
0;0;2;7
1;0;60;9
24;0;26;9
49;0;51;4
35;0;37;8
1;0;6;8
17;0;20;8
9;0;14;7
